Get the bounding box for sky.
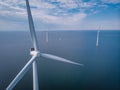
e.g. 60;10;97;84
0;0;120;31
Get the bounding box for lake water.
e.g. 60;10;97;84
0;30;120;90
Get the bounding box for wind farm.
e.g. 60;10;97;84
0;0;120;90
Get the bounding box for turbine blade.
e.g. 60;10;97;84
41;53;83;66
26;0;38;51
6;54;38;90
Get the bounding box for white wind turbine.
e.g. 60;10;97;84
96;26;101;47
6;0;83;90
46;31;48;43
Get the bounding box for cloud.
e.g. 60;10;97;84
0;0;87;25
0;0;119;30
101;0;120;4
32;10;86;25
0;1;26;19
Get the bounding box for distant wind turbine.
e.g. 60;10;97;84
6;0;83;90
96;26;100;47
46;31;48;43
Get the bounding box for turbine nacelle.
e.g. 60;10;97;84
30;48;40;56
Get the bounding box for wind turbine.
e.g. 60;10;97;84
6;0;83;90
96;26;100;47
46;31;48;43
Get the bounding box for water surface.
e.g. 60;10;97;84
0;30;120;90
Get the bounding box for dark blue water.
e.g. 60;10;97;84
0;30;120;90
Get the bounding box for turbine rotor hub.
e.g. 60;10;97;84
30;48;40;56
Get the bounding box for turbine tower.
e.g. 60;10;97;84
46;31;48;43
96;30;99;47
6;0;83;90
96;26;100;47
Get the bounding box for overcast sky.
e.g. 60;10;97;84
0;0;120;31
